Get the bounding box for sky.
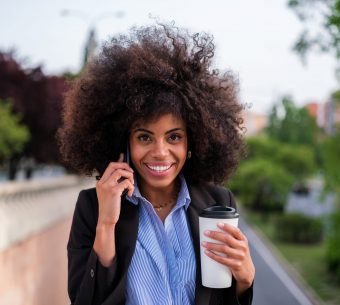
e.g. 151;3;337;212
1;0;339;114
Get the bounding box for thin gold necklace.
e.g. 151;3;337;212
153;199;176;212
152;181;180;212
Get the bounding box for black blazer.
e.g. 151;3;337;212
67;182;253;305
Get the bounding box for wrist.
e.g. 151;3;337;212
96;221;116;230
94;224;116;267
236;279;253;297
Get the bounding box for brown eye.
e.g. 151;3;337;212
169;133;182;142
138;134;151;142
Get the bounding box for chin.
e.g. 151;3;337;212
140;174;180;190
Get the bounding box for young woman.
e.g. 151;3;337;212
58;23;255;305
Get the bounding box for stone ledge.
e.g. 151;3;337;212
0;175;95;252
0;175;87;197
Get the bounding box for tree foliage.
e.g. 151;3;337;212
266;96;319;147
0;51;68;178
274;213;323;244
0;99;30;161
229;158;293;212
326;210;340;280
321;131;340;195
288;0;340;61
229;135;317;212
246;137;316;181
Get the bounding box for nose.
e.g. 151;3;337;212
150;139;169;159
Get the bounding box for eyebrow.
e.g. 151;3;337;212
132;128;185;135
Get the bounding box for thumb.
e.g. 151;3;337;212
118;153;124;162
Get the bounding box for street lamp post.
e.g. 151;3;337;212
60;9;125;67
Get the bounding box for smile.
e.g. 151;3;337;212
145;164;173;172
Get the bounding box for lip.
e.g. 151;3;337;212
143;162;175;177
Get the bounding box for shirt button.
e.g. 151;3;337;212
90;269;94;278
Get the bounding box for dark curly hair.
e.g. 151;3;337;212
57;23;245;185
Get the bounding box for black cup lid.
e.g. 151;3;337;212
199;206;239;219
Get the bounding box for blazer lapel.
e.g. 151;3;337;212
112;198;139;303
116;199;139;272
187;185;218;305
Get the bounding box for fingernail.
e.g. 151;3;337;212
204;230;211;236
217;222;224;228
201;241;207;247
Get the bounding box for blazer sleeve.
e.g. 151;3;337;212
67;190;119;305
208;184;254;305
228;188;254;305
236;281;253;305
227;188;254;305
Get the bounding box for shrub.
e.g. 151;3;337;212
325;210;340;280
274;213;323;244
245;137;316;181
0;99;30;162
228;158;293;212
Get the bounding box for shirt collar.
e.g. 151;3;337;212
126;173;191;210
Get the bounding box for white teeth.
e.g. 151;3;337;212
147;165;171;172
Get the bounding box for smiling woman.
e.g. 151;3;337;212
57;22;254;305
130;114;187;190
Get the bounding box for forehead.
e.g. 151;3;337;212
131;113;186;130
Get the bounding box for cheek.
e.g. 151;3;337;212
177;146;188;164
130;148;144;164
129;141;144;166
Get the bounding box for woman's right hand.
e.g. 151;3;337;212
95;153;135;226
94;153;134;267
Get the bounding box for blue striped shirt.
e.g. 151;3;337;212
125;175;196;305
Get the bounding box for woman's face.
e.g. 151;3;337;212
129;113;188;191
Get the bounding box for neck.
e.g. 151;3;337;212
139;178;181;209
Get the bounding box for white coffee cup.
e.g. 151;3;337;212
199;206;239;288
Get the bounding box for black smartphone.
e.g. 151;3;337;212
95;144;131;181
120;143;131;196
124;143;130;166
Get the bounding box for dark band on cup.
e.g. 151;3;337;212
200;206;239;219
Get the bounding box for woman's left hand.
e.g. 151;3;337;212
202;223;255;296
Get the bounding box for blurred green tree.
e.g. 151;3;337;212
0;99;30;161
229;158;293;212
321;132;340;196
275;144;316;181
266;96;319;147
0;51;68;179
325;210;340;280
288;0;340;62
246;137;316;182
229;136;317;212
274;213;323;244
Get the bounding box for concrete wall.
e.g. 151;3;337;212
0;217;72;305
0;176;94;305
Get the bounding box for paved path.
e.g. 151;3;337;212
240;219;320;305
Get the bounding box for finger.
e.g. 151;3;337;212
118;153;124;162
116;179;135;197
99;161;134;183
107;169;134;185
204;230;247;250
204;249;243;270
102;177;134;197
217;223;246;241
202;241;245;260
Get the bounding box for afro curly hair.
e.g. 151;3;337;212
57;23;245;185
